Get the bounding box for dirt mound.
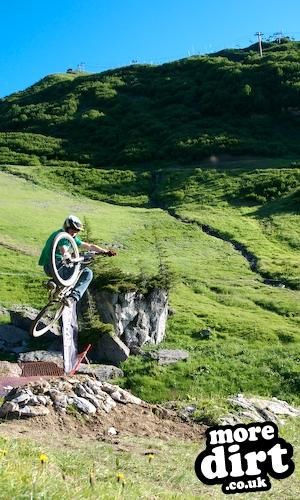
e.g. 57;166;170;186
0;375;205;444
0;402;204;445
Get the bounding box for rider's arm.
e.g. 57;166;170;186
59;245;71;256
80;242;111;255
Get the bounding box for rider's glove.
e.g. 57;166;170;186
106;249;117;257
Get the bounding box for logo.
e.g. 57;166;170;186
195;422;294;494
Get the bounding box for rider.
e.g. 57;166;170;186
39;215;115;306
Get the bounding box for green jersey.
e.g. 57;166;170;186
38;229;82;267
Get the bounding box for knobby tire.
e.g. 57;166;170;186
30;300;65;337
50;231;80;287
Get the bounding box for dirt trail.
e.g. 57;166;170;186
0;238;38;257
167;209;292;289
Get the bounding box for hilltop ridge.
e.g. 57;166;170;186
0;40;299;167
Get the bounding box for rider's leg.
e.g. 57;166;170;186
44;261;73;280
43;263;53;277
69;267;93;302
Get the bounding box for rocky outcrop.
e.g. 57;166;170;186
0;376;142;418
9;306;60;337
221;394;300;425
0;324;31;354
92;288;168;349
92;332;130;366
9;306;38;332
6;288;168;367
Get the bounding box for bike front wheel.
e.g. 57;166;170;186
30;300;65;337
50;231;81;287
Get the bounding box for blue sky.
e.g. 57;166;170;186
1;0;299;98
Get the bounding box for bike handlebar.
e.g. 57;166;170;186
69;250;116;263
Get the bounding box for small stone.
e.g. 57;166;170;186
74;383;89;398
84;379;104;395
77;364;124;381
48;389;69;409
101;382;117;394
81;383;94;395
72;396;97;414
101;395;117;413
27;395;41;406
179;405;196;420
0;401;19;416
19;405;50;417
148;349;189;365
84;393;102;409
36;395;50;406
107;426;118;435
198;328;213;340
12;393;32;405
109;388;142;405
57;381;73;392
39;382;52;393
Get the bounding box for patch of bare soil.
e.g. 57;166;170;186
0;238;38;256
0;402;205;446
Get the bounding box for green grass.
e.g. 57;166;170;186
0;420;298;499
0;167;300;408
0;165;152;206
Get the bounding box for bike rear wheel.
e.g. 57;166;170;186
30;300;65;337
50;231;81;287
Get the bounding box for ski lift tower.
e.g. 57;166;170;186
255;32;264;57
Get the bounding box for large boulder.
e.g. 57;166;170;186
91;332;130;366
18;350;64;367
92;288;168;349
9;306;40;332
9;306;60;337
0;361;22;377
0;324;31;354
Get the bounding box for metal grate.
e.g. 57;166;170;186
21;362;64;377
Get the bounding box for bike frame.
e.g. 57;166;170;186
31;252;99;337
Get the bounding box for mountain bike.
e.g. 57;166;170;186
30;231;115;337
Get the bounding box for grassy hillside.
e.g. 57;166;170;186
0;41;299;166
0;420;299;499
0;40;299;499
1;166;299;414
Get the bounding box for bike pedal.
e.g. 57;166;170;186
46;280;57;291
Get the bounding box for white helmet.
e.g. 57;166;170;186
63;215;83;231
